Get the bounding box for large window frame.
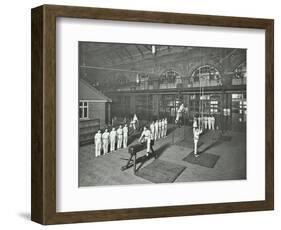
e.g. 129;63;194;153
232;62;247;85
191;65;222;87
79;100;89;120
160;70;182;89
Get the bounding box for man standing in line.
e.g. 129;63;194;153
133;114;138;131
150;121;155;142
102;129;110;154
117;125;123;149
208;115;212;130
211;115;215;130
161;119;165;138
164;118;168;137
94;130;102;157
204;115;208;130
123;124;129;148
110;128;117;152
154;120;159;141
158;119;162;139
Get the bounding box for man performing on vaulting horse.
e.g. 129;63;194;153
121;126;155;174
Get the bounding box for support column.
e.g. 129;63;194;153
130;94;136;115
152;95;159;120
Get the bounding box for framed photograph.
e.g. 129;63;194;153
31;4;274;225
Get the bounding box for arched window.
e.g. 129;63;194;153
232;62;246;85
191;65;222;87
160;70;182;89
137;73;149;90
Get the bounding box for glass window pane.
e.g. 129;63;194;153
79;108;82;118
84;108;88;117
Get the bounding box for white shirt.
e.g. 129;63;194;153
117;128;123;136
140;130;151;141
102;132;109;141
155;121;158;129
109;130;116;140
178;104;185;113
95;133;102;142
150;123;155;132
123;126;128;136
194;129;202;141
193;120;198;128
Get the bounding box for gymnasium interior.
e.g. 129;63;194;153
78;42;247;187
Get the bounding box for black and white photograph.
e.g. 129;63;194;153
78;42;247;187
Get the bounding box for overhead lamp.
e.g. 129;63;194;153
152;45;156;55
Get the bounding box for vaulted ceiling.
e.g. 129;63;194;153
79;42;246;88
79;42;191;68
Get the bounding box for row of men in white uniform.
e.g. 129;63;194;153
94;118;168;157
94;124;129;157
196;115;216;130
149;118;168;141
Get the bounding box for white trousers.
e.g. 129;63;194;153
95;142;101;157
155;130;158;140
117;136;123;149
123;135;128;148
211;121;215;130
161;128;165;138
146;138;151;153
110;139;116;151
151;131;155;141
158;128;162;139
103;140;109;154
204;121;208;129
194;139;198;155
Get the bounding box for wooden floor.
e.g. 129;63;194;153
79;125;246;187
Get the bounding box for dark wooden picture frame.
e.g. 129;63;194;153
31;4;274;225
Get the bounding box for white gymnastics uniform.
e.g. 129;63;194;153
123;126;128;148
117;128;123;149
164;119;168;137
211;116;215;130
208;116;212;130
94;132;102;157
133;114;138;130
150;123;155;140
154;121;159;141
102;131;110;154
158;121;162;139
140;129;152;153
204;116;208;129
161;120;165;138
109;130;117;152
193;129;202;155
